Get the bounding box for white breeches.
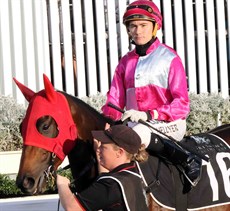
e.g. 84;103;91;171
130;119;187;147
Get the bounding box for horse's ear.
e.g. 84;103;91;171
43;74;57;102
13;78;35;102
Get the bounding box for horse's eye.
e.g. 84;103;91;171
36;115;59;138
43;124;50;131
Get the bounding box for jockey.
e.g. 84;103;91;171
102;0;201;187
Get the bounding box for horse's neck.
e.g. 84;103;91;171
63;92;110;140
208;124;230;145
68;139;97;192
208;124;230;133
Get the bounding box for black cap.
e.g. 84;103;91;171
92;125;141;154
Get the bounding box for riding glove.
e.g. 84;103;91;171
121;109;148;122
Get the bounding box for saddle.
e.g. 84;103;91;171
139;133;230;210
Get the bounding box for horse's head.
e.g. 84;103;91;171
14;74;77;195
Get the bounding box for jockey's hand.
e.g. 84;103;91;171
121;109;148;122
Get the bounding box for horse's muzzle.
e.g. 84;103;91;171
16;175;36;195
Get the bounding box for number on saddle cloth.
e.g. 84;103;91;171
181;133;230;209
139;133;230;210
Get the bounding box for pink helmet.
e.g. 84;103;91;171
123;0;162;30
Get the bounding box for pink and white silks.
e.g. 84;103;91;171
102;38;190;142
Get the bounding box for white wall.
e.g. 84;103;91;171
0;151;69;179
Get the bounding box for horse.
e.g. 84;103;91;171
14;74;230;211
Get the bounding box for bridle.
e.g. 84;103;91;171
43;152;57;192
42;146;96;186
32;152;58;195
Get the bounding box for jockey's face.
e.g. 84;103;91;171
128;20;154;45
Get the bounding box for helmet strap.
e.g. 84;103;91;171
152;23;158;38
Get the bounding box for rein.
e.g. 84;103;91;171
44;152;96;190
108;103;209;162
40;151;96;211
107;102;209;187
75;157;96;181
54;156;96;211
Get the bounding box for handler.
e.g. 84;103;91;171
102;0;201;186
57;125;148;211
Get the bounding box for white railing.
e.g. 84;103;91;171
0;0;229;106
0;194;64;211
0;150;69;178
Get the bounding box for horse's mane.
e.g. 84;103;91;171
59;91;116;125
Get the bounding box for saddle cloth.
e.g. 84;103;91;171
139;133;230;210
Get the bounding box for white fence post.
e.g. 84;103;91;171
206;0;219;94
83;0;98;95
94;0;109;94
173;0;186;67
106;0;119;80
60;0;75;96
72;0;86;97
0;0;13;97
32;0;51;90
216;113;222;126
48;0;63;90
195;0;208;93
162;0;174;48
184;0;197;93
216;0;229;98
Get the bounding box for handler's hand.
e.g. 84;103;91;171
56;175;70;187
121;109;148;122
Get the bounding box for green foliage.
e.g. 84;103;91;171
186;93;230;135
57;168;73;180
42;168;73;195
0;174;24;198
0;95;25;151
0;169;73;198
81;92;106;112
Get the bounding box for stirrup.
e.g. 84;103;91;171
178;154;202;187
180;168;200;187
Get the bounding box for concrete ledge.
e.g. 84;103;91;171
0;194;64;211
0;151;69;177
0;151;22;175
